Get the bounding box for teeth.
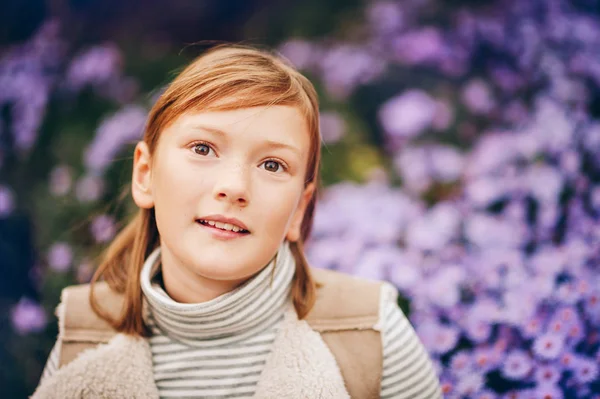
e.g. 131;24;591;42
201;219;245;233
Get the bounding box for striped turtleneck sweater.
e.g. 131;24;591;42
40;241;442;398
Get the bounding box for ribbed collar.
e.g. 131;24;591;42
140;241;295;346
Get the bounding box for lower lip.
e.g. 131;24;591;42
196;222;249;240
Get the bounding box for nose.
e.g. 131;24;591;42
213;161;250;207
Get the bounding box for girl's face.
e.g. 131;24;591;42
132;105;315;302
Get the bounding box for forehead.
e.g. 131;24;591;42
164;105;311;150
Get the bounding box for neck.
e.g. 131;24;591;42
158;248;270;304
160;258;249;303
140;241;295;343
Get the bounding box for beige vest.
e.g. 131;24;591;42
35;267;385;399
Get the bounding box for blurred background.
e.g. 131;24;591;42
2;0;600;397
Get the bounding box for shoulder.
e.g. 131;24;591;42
306;267;393;330
58;281;124;338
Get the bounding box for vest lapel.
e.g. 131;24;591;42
32;334;159;399
253;305;350;398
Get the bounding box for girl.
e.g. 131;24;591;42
34;45;442;398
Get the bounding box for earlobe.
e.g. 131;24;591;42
131;141;155;209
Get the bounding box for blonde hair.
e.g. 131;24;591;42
89;45;321;336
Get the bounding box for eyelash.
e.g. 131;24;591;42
189;141;289;172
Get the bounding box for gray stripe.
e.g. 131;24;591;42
148;266;291;335
157;369;263;383
151;336;275;357
155;351;270;369
381;363;440;399
382;333;421;374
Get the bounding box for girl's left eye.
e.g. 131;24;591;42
261;159;286;173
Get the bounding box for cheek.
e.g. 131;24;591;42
254;186;301;231
152;155;211;213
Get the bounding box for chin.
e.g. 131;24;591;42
191;261;259;282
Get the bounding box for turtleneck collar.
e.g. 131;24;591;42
140;240;295;346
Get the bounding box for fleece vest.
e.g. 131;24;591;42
42;267;384;399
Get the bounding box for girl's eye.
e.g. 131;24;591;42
261;160;285;173
191;142;214;156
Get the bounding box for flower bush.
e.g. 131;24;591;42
288;0;600;396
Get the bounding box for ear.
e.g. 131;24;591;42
131;141;155;209
286;182;316;242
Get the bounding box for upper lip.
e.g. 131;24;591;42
197;214;250;232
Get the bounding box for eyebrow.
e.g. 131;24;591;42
190;124;303;157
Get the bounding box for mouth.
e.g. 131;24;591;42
196;219;251;235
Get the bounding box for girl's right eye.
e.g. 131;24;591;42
191;142;215;157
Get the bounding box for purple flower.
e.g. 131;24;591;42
534;364;561;385
424;266;465;308
378;89;437;140
465;177;506;207
49;165;73;196
11;297;47;335
473;347;502;373
75;174;105;203
525;165;564;205
392;27;444;66
465;133;517;177
558;351;576;369
319;111;345;144
591;186;600;213
490;67;523;93
429;145;465;182
529;247;565;277
406;202;461;252
465;317;492;344
550;307;585;344
0;21;61;152
455;373;485;397
450;351;473;376
439;376;456;398
319;45;384;99
501;390;531;399
559;150;581;177
0;185;15;217
584;291;600;325
532;384;563;399
90;214;117;243
47;242;73;272
418;322;460;355
533;334;564;361
461;79;495;115
84;105;147;173
501;350;533;380
394;146;431;193
278;39;314;70
366;1;404;35
572;356;599;384
76;258;94;283
65;44;122;91
431;99;454;131
555;281;582;305
475;390;498;399
464;213;527;249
